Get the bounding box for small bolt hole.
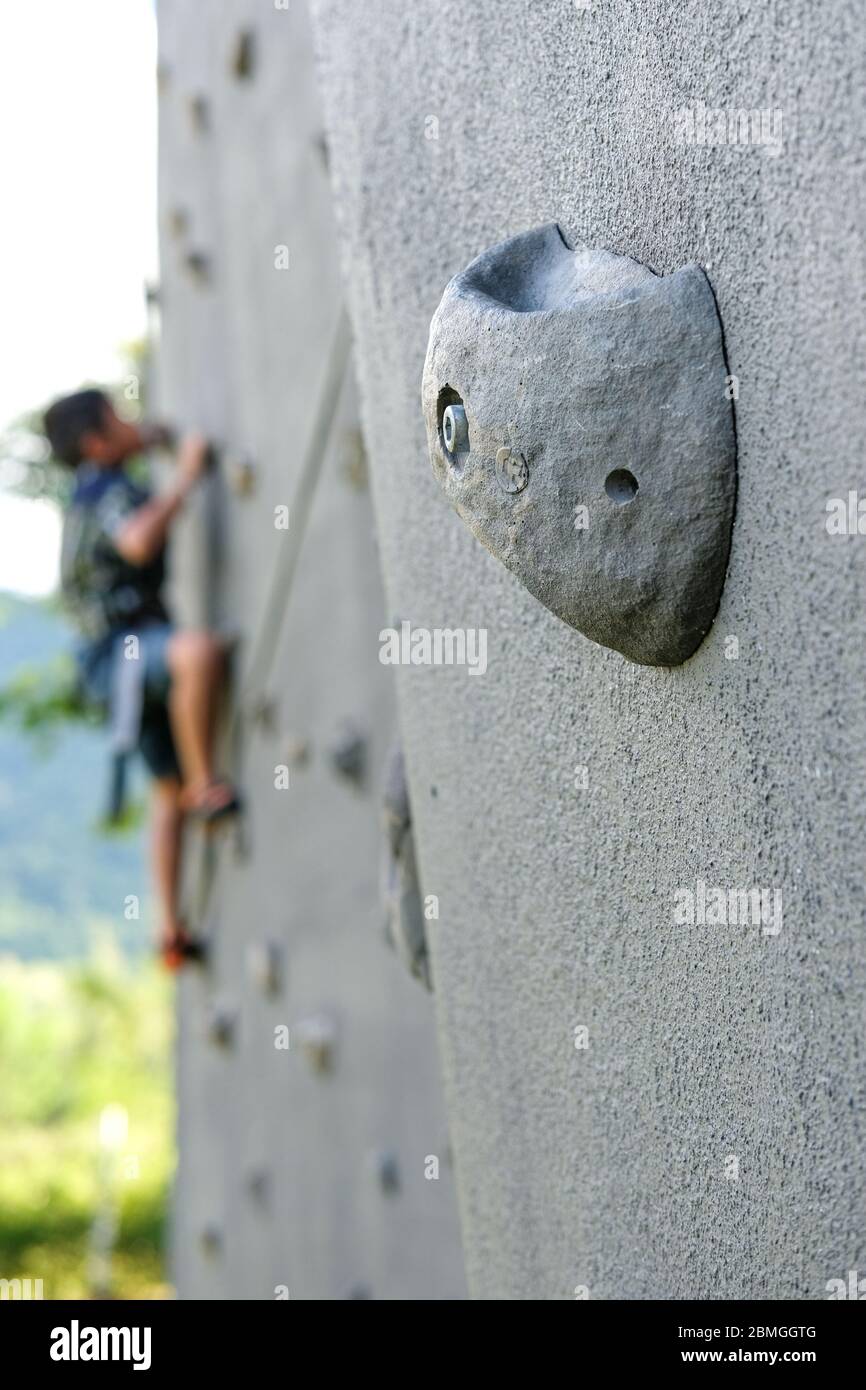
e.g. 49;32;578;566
605;469;638;504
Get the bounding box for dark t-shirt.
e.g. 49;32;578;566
60;464;169;654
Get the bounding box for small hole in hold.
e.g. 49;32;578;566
605;469;638;504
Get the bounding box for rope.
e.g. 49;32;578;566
187;305;353;936
236;304;352;719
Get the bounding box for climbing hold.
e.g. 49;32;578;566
422;222;737;666
167;207;189;239
188;93;210;133
248;693;277;731
329;720;366;786
312;131;330;172
200;1224;222;1257
340;427;369;491
183;250;211;287
206;1001;236;1049
295;1014;337;1075
246;1168;270;1205
230;29;256;79
369;1149;400;1196
228;454;257;496
283;735;311;768
247;940;284;997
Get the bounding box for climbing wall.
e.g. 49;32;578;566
309;0;866;1299
156;0;465;1299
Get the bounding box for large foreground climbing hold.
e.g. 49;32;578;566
421;223;736;666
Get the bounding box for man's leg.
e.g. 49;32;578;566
150;774;186;949
165;630;227;799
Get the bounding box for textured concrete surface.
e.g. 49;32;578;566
157;0;465;1300
311;0;866;1297
422;222;736;664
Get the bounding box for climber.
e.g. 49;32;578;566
43;388;241;969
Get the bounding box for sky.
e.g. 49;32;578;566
0;0;157;597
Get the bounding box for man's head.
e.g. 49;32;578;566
44;389;142;469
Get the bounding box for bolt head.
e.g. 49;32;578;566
442;403;468;457
495;446;529;494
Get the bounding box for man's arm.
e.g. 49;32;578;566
113;432;210;567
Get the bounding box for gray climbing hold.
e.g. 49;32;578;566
246;1167;270;1204
369;1148;400;1195
188;93;210;133
382;744;431;990
422;223;736;666
206;1001;236;1049
329;720;367;786
248;693;276;731
200;1224;222;1257
183;250;211;286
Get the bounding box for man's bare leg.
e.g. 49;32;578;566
165;629;230;810
151;775;186;950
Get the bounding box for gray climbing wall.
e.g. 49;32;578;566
156;0;465;1300
309;0;866;1298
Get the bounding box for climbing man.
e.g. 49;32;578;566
44;388;240;968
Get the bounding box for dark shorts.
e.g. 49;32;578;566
80;623;181;782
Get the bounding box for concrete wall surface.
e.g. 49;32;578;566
309;0;866;1297
157;0;466;1300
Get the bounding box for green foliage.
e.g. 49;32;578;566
0;946;173;1298
0;654;95;746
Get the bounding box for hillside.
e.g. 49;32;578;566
0;592;150;959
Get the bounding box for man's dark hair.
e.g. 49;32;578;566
43;388;110;467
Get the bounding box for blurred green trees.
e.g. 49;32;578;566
0;945;173;1299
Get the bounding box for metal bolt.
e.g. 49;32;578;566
495;446;529;494
442;403;468;456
